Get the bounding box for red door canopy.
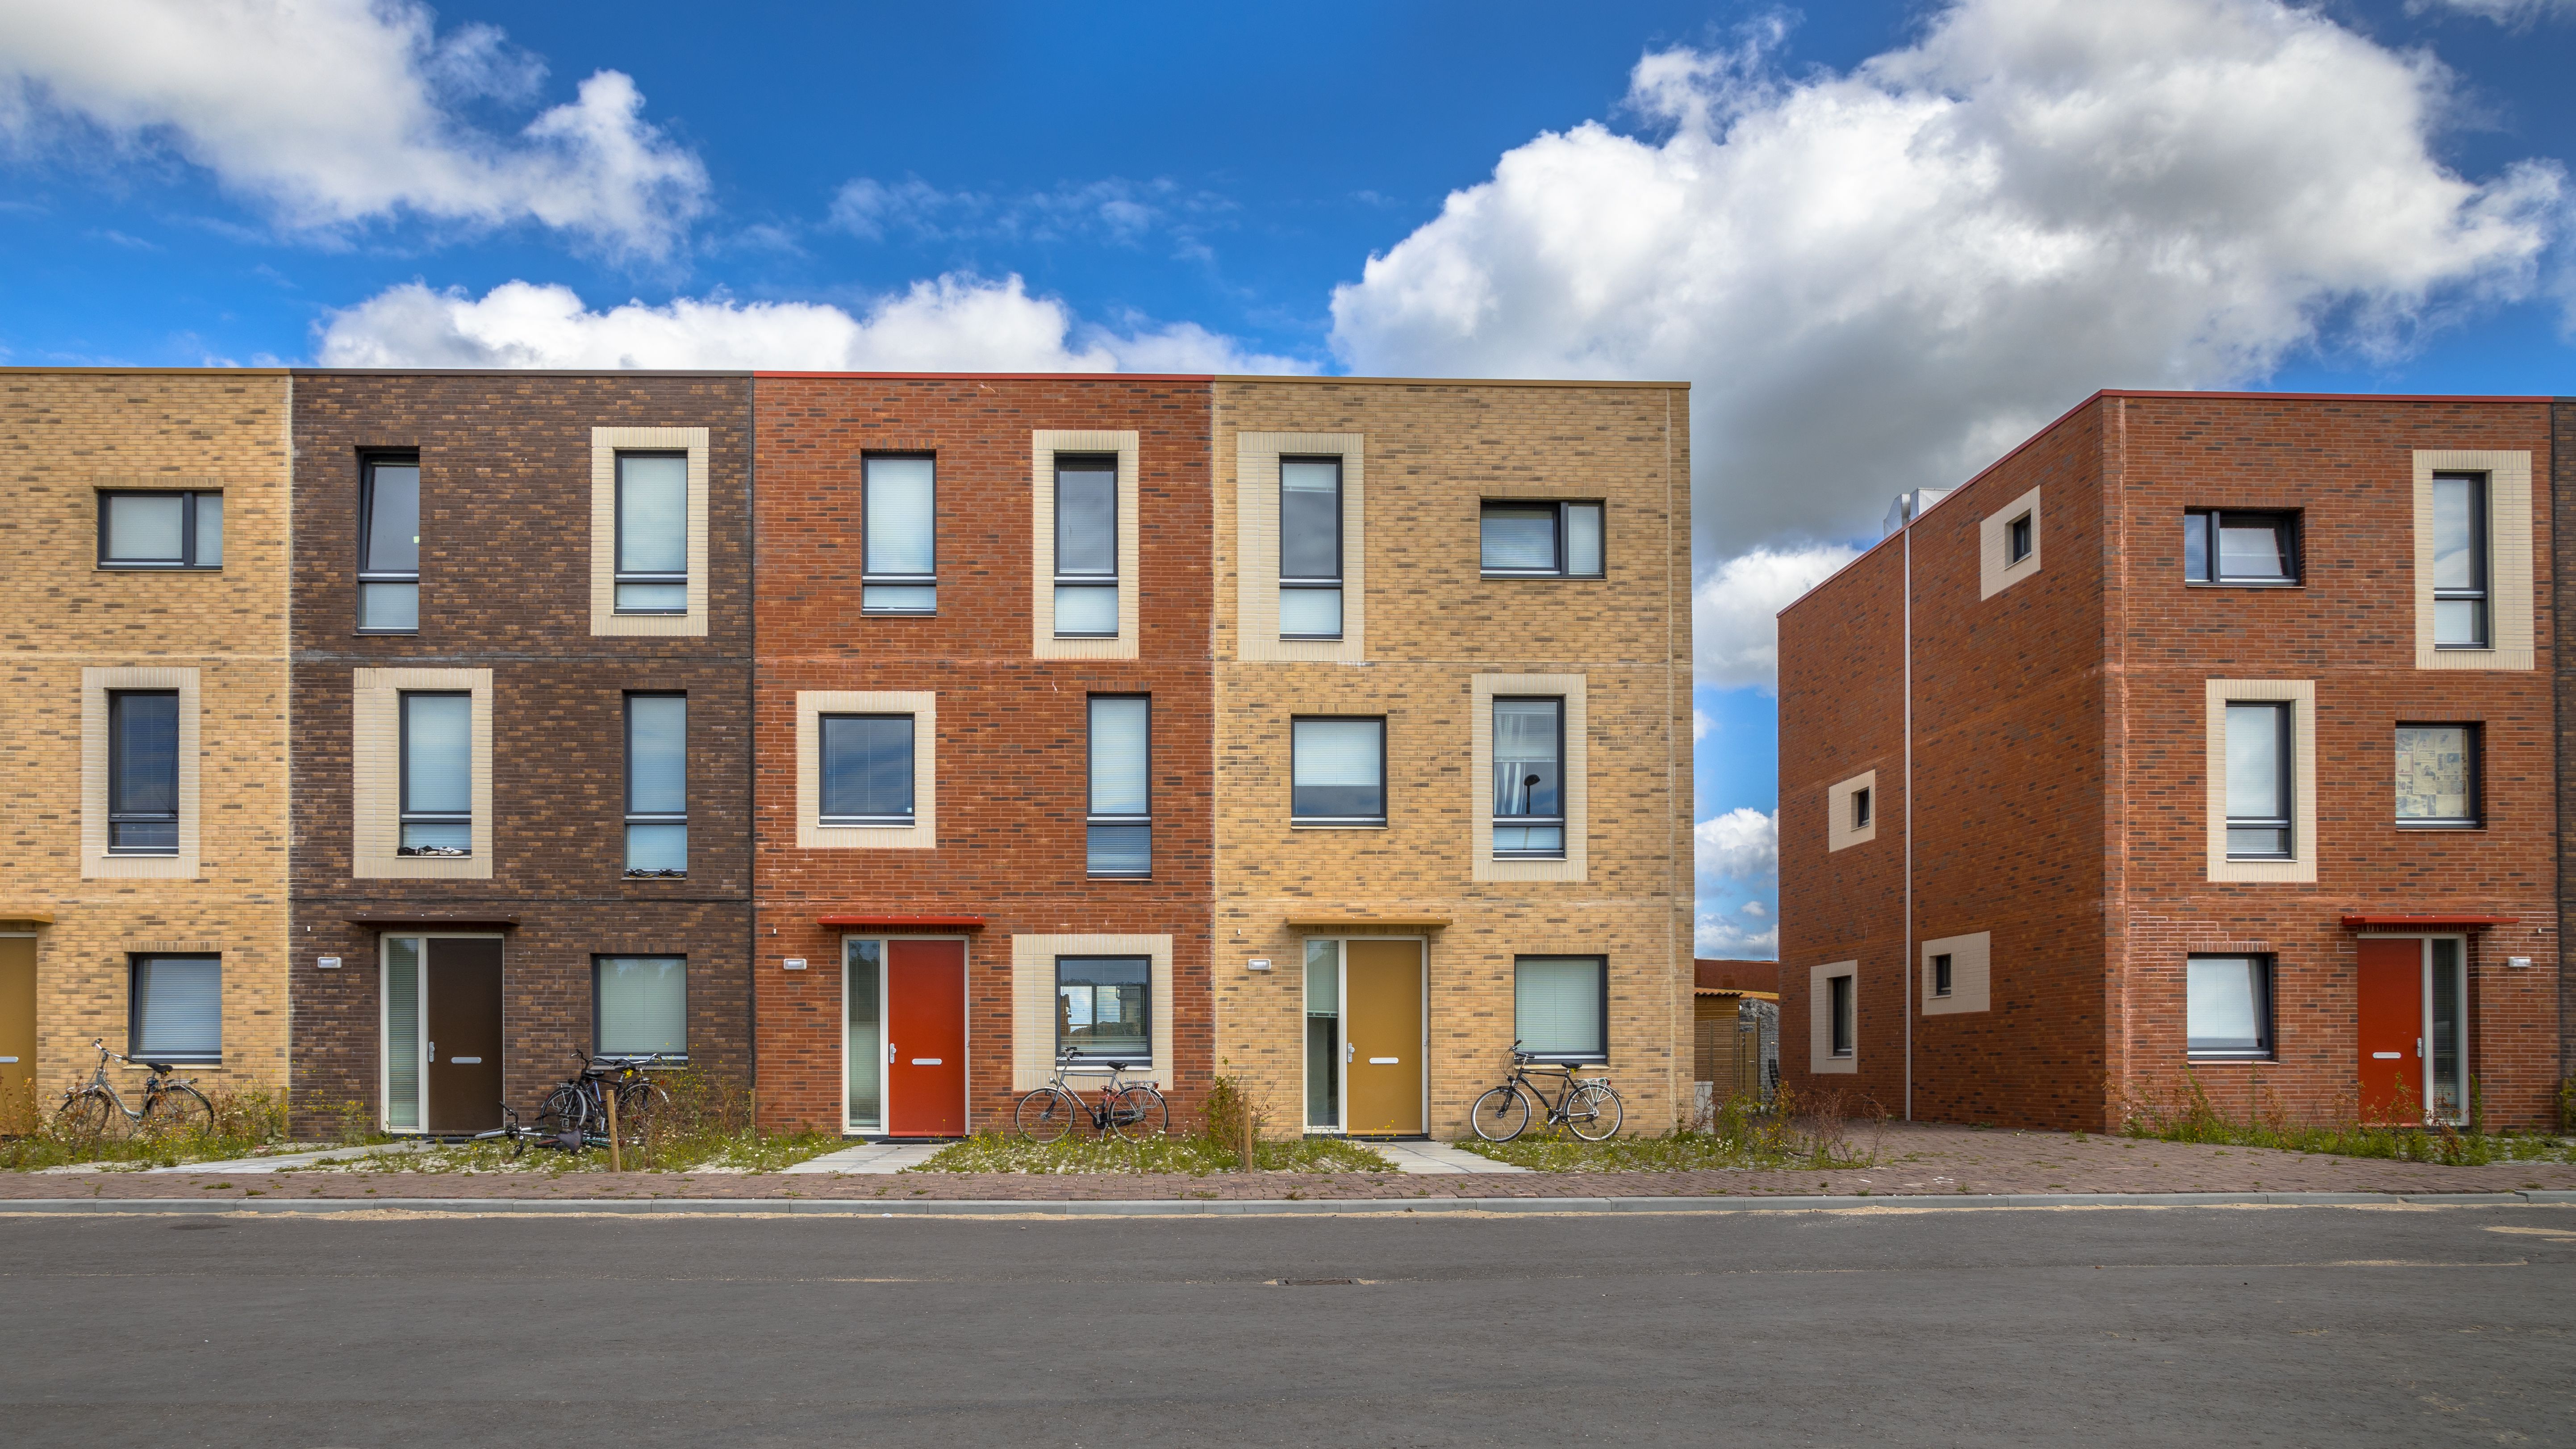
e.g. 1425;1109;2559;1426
2355;939;2420;1125
886;940;968;1137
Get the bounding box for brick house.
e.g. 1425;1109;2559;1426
286;372;756;1135
1779;390;2563;1132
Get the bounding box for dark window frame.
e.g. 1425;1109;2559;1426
105;688;181;856
1086;693;1152;879
817;712;917;827
127;953;222;1065
2432;472;2490;649
357;453;421;634
2183;508;2302;587
2184;953;2276;1061
1052;453;1121;639
1478;499;1607;580
1490;695;1566;860
1278;454;1345;640
1289;714;1389;827
397;689;473;856
613;450;690;616
2395;721;2482;830
861;451;939;615
1512;954;1610;1064
623;692;688;878
2223;699;2294;861
1931;953;1953;998
96;489;222;571
2005;512;2034;565
1852;786;1873;831
1054;954;1153;1066
1828;973;1855;1058
592;954;689;1062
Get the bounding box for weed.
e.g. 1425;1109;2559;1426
0;1082;293;1171
2120;1069;2575;1166
1459;1087;1880;1172
909;1131;1394;1175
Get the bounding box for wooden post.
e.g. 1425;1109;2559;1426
605;1086;622;1173
1242;1102;1256;1173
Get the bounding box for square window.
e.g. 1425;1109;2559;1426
2186;955;2272;1059
2184;510;2299;586
99;491;221;570
129;955;221;1063
2395;723;2479;827
1480;501;1605;578
819;714;915;824
359;457;420;631
863;455;938;614
1057;956;1150;1064
1514;956;1607;1062
595;956;687;1060
1291;717;1386;824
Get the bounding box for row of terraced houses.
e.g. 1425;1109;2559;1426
0;367;1694;1140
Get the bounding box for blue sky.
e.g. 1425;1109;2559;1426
5;0;2573;956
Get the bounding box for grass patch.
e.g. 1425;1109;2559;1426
1458;1088;1883;1173
288;1070;843;1174
0;1081;298;1171
2124;1072;2576;1166
910;1131;1397;1175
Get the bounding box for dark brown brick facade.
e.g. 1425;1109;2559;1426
1784;392;2563;1131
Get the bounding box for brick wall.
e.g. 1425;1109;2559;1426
2556;397;2576;1100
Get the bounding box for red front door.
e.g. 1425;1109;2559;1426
885;940;967;1136
2356;939;2421;1124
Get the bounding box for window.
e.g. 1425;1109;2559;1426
2006;512;2034;565
1291;717;1385;825
1491;697;1564;858
106;689;179;855
819;714;914;826
129;955;220;1063
863;455;937;614
1480;501;1604;578
397;692;472;856
1515;956;1607;1062
2431;473;2488;648
2224;701;2292;859
2186;955;2273;1060
1057;956;1150;1063
1087;695;1151;877
1279;457;1343;639
624;694;686;876
1931;953;1953;999
2184;509;2298;585
1053;455;1119;637
1851;786;1873;831
359;458;418;631
98;490;221;570
614;451;689;614
595;956;686;1060
1828;973;1855;1057
2395;724;2479;828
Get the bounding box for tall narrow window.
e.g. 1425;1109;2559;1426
2184;510;2298;585
1828;974;1855;1058
1479;501;1604;578
614;451;689;614
1515;956;1607;1063
1491;697;1564;858
624;693;687;877
2186;955;2273;1060
595;956;687;1060
1852;787;1873;831
1279;457;1344;639
2224;702;2292;859
2431;472;2489;647
98;491;222;570
1053;456;1119;637
106;689;180;855
1086;695;1151;877
1931;954;1954;998
2395;724;2479;828
1057;956;1151;1063
863;455;937;614
2006;513;2034;565
359;458;420;632
398;691;472;856
819;714;915;826
130;955;221;1064
1291;717;1385;825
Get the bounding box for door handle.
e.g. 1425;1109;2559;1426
886;1043;896;1065
428;1041;435;1062
1345;1041;1354;1064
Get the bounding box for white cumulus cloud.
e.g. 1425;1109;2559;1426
1695;912;1780;957
1695;544;1861;690
1695;806;1779;884
0;0;707;259
316;275;1314;373
1329;0;2565;648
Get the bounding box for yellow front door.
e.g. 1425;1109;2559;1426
0;936;36;1123
1343;940;1423;1136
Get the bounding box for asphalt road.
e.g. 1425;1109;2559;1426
1;1203;2570;1447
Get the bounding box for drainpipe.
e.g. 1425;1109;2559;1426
1903;512;1915;1122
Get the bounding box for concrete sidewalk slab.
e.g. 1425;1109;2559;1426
141;1141;427;1174
1370;1140;1532;1174
780;1141;946;1175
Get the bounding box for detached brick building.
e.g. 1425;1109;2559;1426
1780;391;2563;1132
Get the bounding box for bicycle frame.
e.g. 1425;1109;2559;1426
63;1039;189;1130
1050;1060;1143;1131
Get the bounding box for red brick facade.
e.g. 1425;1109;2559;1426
1782;393;2563;1131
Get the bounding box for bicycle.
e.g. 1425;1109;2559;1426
500;1050;674;1157
1469;1042;1623;1143
55;1038;214;1143
1014;1055;1168;1143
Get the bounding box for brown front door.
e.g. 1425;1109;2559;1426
1343;940;1424;1136
425;938;504;1133
0;936;35;1117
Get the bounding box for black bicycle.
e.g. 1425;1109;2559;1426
499;1050;673;1157
1470;1043;1623;1143
55;1038;213;1142
1014;1056;1168;1142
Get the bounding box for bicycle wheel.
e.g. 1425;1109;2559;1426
612;1078;668;1143
533;1084;592;1147
1108;1085;1168;1142
1015;1087;1078;1143
139;1083;214;1138
1470;1085;1532;1143
56;1088;119;1144
1566;1084;1623;1142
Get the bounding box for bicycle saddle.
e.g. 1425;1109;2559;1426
140;1061;176;1075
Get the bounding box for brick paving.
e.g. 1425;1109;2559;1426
5;1124;2573;1202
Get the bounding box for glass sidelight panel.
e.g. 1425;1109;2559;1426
2430;939;2466;1124
1304;939;1340;1131
845;940;882;1132
382;937;422;1131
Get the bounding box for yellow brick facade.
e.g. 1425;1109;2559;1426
1211;378;1693;1139
0;370;292;1111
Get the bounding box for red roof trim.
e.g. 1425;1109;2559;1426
817;913;987;931
2339;914;2515;929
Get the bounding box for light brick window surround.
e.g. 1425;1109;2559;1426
1979;485;2042;599
2411;449;2534;671
81;667;201;880
1030;430;1141;660
1236;431;1367;662
1471;672;1588;882
1826;770;1877;852
1009;933;1174;1091
1919;931;1991;1015
2203;678;2317;885
1809;960;1858;1073
589;426;711;638
796;690;938;849
352;667;495;880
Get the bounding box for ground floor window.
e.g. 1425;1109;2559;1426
1828;973;1854;1058
595;956;686;1060
129;954;220;1063
2186;955;2273;1060
1514;956;1607;1062
1057;956;1150;1064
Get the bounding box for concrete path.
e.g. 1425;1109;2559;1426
778;1140;947;1174
1369;1139;1532;1174
138;1140;427;1174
